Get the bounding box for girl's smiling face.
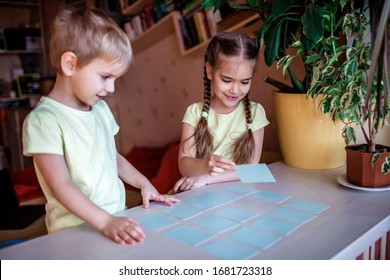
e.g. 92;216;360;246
207;54;255;114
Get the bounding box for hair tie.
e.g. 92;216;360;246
201;111;208;119
247;123;253;131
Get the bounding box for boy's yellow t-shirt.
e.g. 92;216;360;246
183;101;270;160
22;97;125;233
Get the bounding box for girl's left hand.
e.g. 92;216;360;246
141;183;180;208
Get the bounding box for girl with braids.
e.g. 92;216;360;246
173;32;269;193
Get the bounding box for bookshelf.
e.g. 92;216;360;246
131;11;181;54
178;11;259;56
0;0;47;70
120;0;155;15
119;0;260;56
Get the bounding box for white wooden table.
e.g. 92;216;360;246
1;161;389;260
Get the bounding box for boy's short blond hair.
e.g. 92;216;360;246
50;8;132;74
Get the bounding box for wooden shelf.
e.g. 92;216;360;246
179;12;260;56
120;1;260;56
0;50;43;55
120;0;154;15
131;11;180;54
0;1;39;8
0;0;47;73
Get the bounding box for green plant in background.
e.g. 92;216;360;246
203;0;390;173
302;0;390;174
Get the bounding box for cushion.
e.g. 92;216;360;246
124;145;169;180
123;145;168;191
13;184;46;206
10;166;45;206
150;143;182;194
11;165;39;186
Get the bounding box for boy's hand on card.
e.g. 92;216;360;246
141;182;180;208
101;216;145;245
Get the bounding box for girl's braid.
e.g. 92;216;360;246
193;55;214;159
243;93;253;129
202;62;211;114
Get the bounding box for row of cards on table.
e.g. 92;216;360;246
133;182;329;259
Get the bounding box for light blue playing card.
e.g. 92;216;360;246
284;199;330;214
164;225;214;246
236;164;276;183
224;184;258;195
228;227;281;250
159;203;203;220
136;212;179;231
249;216;300;235
268;207;316;225
214;206;258;223
251;190;291;203
202;238;258;260
184;191;239;210
190;213;239;233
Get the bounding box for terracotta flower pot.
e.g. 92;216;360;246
346;144;390;187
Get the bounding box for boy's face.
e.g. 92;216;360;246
207;55;254;114
69;58;127;110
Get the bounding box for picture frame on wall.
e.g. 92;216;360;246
16;73;41;97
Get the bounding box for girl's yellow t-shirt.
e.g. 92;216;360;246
183;101;269;160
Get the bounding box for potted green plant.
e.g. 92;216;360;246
202;0;348;169
302;0;390;187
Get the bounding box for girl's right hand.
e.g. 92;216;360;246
208;154;237;176
101;216;145;245
173;175;208;193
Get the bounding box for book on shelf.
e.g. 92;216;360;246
123;20;136;41
153;0;176;19
121;0;177;42
178;3;222;50
178;16;194;49
120;0;236;50
195;9;214;42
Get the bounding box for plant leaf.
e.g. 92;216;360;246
245;0;257;8
345;126;356;144
301;3;324;43
277;55;289;68
270;0;296;17
264;20;282;66
300;34;315;50
282;56;294;75
383;157;390;174
328;51;344;65
305;54;320;64
323;66;335;76
372;152;381;167
322;98;331;114
202;0;221;10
